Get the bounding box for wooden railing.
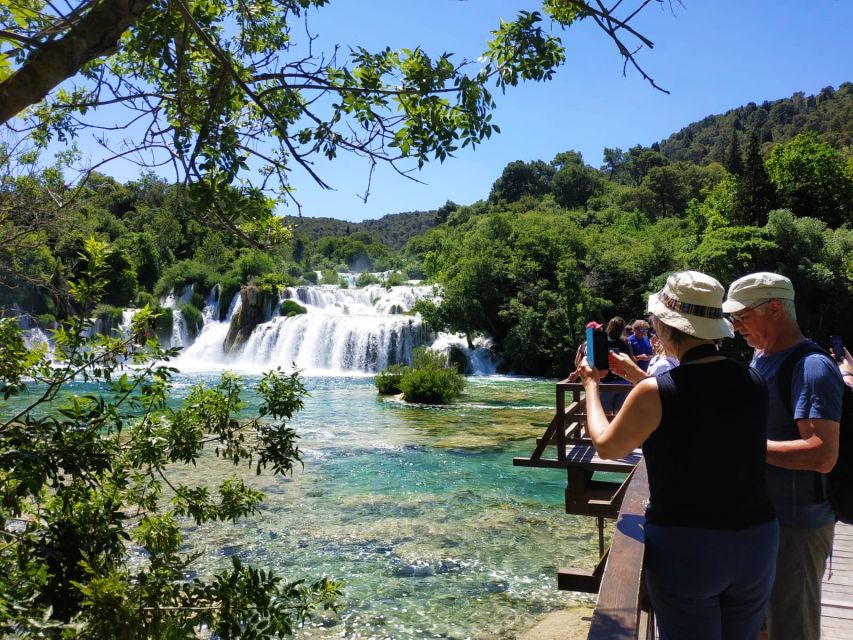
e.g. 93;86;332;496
587;458;653;640
513;380;653;639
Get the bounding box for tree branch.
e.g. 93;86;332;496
0;0;154;125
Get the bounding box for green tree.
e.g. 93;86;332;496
549;151;602;208
0;238;341;635
623;145;669;185
723;124;744;176
601;147;625;181
766;132;853;228
399;347;465;404
1;2;669;245
489;160;555;203
733;129;777;226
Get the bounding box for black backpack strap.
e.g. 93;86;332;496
776;341;831;503
776;342;826;421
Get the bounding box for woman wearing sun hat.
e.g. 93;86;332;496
575;270;778;639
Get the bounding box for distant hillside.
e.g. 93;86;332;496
284;209;438;249
658;83;851;164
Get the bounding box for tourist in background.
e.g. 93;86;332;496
628;319;653;372
723;272;842;640
831;345;853;389
577;271;778;639
599;316;635;413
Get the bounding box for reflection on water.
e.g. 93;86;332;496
6;373;604;638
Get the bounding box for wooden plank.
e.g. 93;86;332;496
558;551;609;593
821;522;853;637
587;459;649;640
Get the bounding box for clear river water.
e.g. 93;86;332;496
129;372;599;639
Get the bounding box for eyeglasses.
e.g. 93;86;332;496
728;300;771;323
634;327;648;333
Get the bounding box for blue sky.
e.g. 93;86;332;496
66;1;853;222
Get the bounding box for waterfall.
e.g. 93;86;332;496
151;279;498;375
173;291;241;368
170;309;189;348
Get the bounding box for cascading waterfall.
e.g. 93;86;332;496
14;275;497;375
172;277;498;375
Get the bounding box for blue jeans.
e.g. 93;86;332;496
644;520;779;640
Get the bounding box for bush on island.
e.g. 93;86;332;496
179;302;204;339
320;269;339;285
154;306;173;343
338;277;349;289
399;346;465;404
356;272;380;288
374;363;406;395
93;304;123;335
36;313;57;328
384;271;407;288
280;300;308;317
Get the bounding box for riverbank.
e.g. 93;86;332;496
520;605;594;639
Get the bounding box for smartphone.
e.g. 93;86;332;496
830;335;845;363
586;327;609;370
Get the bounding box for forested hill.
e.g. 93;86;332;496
658;83;851;164
284;208;441;249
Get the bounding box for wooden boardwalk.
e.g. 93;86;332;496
822;521;853;639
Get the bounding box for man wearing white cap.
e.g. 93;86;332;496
724;272;843;640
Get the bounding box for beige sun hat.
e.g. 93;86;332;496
722;272;795;313
647;270;734;340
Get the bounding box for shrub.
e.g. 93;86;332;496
399;347;465;404
154;259;216;298
301;270;318;284
280;300;308;317
93;304;123;335
191;291;206;310
384;271;407;288
135;291;157;309
320;269;339;285
374;363;405;395
338;277;349;289
356;272;380;287
231;250;277;284
35;313;56;328
154;306;174;343
179;302;203;339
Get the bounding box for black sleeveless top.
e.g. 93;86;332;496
643;352;776;529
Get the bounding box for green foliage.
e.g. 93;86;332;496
399;347;465;404
384;271;407;288
154;306;174;343
155;259;217;298
356;272;381;287
766;131;852;228
179;302;204;339
489;160;555;203
0;238;340;636
93;303;124;335
280;300;308;317
232;250;278;284
659;84;853;163
374;363;406;395
320;269;340;285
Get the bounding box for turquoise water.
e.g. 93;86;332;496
8;374;603;638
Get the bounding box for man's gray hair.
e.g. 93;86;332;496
754;297;798;321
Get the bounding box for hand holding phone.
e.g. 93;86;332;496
830;335;845;363
586;327;609;370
